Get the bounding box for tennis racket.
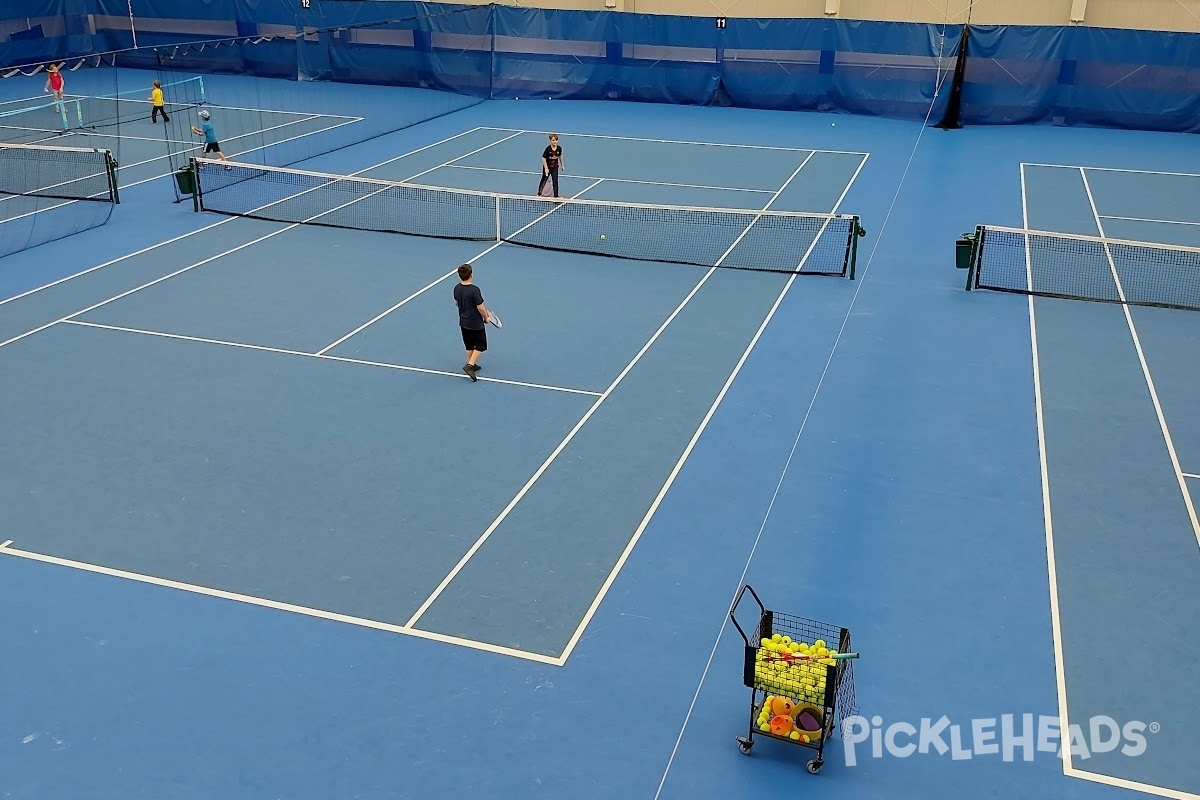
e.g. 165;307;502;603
487;310;503;329
538;176;553;197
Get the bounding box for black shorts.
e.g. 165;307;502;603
461;326;487;352
204;141;222;153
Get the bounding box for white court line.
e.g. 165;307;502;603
1067;767;1200;800
1021;162;1074;788
1185;472;1200;480
1023;162;1200;180
559;149;868;665
24;112;362;149
0;133;477;350
651;55;946;790
0;542;561;666
13;113;358;204
316;176;606;355
1;116;328;209
1080;168;1200;551
445;164;775;195
0;114;363;227
1075;168;1200;799
313;130;538;353
480;126;870;157
0;124;62;137
399;130;524;184
0;127;486;316
404;150;820;633
64;320;599;397
0;196;115;230
1100;214;1200;228
0;95;51;107
0;540;12;548
26;172;433;339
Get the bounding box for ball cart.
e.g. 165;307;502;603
729;584;859;774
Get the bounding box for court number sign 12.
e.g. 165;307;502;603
301;0;310;7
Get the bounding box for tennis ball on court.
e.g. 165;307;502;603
600;234;606;240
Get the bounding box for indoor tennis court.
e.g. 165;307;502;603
1013;162;1200;796
3;5;1199;800
1;124;868;662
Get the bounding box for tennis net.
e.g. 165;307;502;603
1;141;118;203
0;141;119;258
192;159;864;277
965;225;1200;312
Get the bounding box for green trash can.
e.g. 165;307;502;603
175;166;195;196
955;233;976;269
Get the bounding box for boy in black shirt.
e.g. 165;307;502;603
453;263;490;381
540;133;564;198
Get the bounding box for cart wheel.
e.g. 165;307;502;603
737;737;753;755
806;758;822;774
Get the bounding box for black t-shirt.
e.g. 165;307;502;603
454;282;485;330
543;145;562;170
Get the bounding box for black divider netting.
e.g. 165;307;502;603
148;15;488;198
196;160;862;276
972;226;1200;312
0;56;123;148
0;141;117;258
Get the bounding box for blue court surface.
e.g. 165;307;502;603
2;71;1199;800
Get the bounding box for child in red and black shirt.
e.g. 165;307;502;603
540;133;564;198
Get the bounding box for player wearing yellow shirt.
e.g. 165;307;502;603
149;80;169;123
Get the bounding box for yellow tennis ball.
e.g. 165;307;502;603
600;234;606;240
814;640;826;649
771;634;782;643
790;731;801;740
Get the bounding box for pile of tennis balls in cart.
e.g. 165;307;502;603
753;634;838;717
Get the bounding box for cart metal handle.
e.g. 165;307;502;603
729;584;766;646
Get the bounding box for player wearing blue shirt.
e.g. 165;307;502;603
190;109;229;166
